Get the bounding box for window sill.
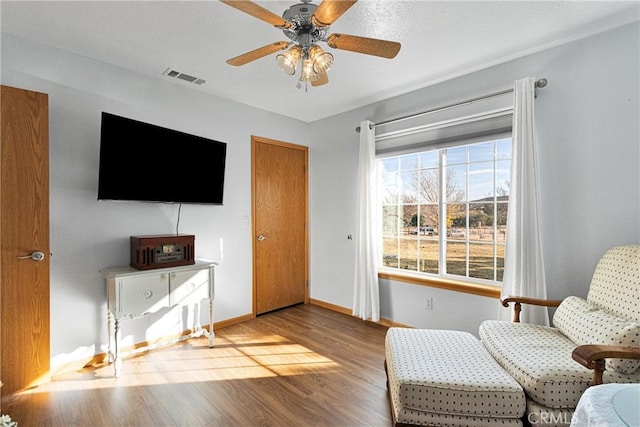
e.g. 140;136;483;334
377;269;501;299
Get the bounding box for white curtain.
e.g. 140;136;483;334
353;120;380;322
500;77;549;326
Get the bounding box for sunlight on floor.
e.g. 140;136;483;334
17;333;340;395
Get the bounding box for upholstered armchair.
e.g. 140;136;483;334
480;245;640;426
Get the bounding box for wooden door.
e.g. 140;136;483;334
252;136;308;315
1;85;50;396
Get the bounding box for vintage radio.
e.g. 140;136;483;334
130;234;195;270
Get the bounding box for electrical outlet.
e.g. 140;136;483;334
424;296;433;310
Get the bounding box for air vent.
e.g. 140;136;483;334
162;68;206;86
177;73;196;82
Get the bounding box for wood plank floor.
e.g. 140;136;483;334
2;304;392;426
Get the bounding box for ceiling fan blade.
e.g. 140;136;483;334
326;33;401;59
311;0;357;27
226;42;289;66
219;0;291;28
311;72;329;87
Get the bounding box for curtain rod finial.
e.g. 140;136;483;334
356;122;374;133
536;78;547;88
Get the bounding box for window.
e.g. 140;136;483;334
379;138;511;285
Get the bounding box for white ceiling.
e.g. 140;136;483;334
2;1;638;122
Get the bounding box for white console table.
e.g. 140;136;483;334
100;260;216;377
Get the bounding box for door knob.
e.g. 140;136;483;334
17;251;46;261
257;235;268;241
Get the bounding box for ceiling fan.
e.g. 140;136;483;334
220;0;401;88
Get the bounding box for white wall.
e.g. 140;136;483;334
2;21;638;370
1;34;310;370
309;22;640;332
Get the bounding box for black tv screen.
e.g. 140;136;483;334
97;112;227;205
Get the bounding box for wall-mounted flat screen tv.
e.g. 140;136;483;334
97;112;227;205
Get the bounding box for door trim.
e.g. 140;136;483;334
251;135;309;317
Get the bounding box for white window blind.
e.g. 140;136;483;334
375;91;513;156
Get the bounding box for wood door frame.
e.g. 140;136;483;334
251;135;309;317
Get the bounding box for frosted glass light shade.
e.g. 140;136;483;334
299;59;320;82
309;45;334;74
276;45;302;75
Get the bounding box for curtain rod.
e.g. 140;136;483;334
356;78;547;133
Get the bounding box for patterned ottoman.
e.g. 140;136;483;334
385;328;526;426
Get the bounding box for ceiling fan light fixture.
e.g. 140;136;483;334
299;58;320;82
276;45;302;75
221;0;402;89
308;45;334;74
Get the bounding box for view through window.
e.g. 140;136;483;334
379;138;511;284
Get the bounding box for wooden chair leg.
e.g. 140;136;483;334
591;359;605;386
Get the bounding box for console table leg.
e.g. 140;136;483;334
107;310;115;363
208;298;215;348
114;318;122;377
